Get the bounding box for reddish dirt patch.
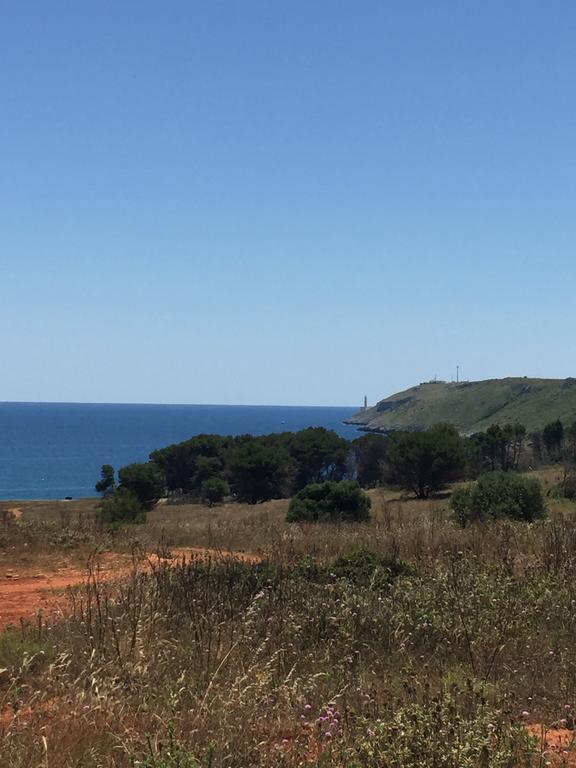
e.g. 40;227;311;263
527;724;576;766
0;547;258;631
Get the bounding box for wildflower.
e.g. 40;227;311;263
304;704;312;711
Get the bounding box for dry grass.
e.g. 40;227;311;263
1;474;576;766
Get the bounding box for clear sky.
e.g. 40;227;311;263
2;1;576;406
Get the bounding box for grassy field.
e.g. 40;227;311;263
1;469;576;766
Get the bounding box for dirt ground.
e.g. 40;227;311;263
0;543;258;630
527;724;576;766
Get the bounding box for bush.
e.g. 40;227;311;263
348;686;535;768
118;462;166;509
451;471;546;525
286;480;371;523
200;477;229;506
330;547;410;588
98;487;146;525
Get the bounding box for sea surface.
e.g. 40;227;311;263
0;402;359;500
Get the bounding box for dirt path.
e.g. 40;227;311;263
0;547;258;630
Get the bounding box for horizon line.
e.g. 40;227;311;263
0;399;360;409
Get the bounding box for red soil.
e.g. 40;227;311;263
0;546;259;731
0;547;258;631
527;724;576;766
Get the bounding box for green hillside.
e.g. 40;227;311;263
347;377;576;434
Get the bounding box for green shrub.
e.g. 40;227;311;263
331;547;410;588
286;480;371;523
118;462;166;509
451;471;546;525
200;477;229;506
98;487;146;525
348;685;536;767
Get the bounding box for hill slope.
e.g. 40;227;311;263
347;378;576;434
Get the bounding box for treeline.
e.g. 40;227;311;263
468;419;576;473
531;418;576;464
96;428;351;516
355;417;576;492
151;427;349;503
96;417;576;521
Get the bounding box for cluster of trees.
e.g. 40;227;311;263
354;417;576;496
94;462;167;524
531;418;576;465
96;427;350;521
150;427;349;504
467;423;527;473
353;424;470;499
95;414;576;524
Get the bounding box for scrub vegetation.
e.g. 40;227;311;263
2;420;576;765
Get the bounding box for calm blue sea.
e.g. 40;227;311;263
0;403;359;500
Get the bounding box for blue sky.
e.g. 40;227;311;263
2;1;575;406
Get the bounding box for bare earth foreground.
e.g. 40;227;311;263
0;547;258;631
2;479;576;767
0;505;259;630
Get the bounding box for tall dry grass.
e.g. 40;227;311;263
1;481;575;765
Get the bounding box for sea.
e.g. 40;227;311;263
0;402;359;500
